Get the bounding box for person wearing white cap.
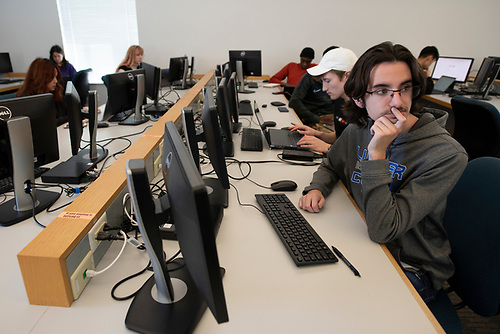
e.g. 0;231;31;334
289;47;358;153
300;41;468;307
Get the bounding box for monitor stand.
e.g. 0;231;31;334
0;117;59;226
144;102;168;116
120;73;150;125
41;147;108;184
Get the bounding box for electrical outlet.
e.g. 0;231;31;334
88;213;107;253
69;251;94;300
153;141;163;177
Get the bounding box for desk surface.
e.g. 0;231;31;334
2;79;442;333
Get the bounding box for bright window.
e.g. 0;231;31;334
56;0;139;83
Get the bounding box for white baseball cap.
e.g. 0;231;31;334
307;47;358;76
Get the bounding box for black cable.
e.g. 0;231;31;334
27;192;47;228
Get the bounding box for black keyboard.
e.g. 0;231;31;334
108;108;134;122
240;128;263;151
0;166;50;195
255;193;338;266
239;102;253;115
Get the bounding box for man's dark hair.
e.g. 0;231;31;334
418;46;439;60
343;41;426;126
323;46;339;56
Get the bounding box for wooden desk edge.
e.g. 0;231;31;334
17;71;214;307
339;182;445;333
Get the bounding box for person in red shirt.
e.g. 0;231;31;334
269;47;316;88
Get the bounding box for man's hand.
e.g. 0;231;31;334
368;107;406;160
299;190;326;213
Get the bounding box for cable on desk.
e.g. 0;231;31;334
229;182;264;214
110;249;183;301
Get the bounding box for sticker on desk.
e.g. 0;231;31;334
59;211;96;220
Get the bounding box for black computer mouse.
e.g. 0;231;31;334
262;121;276;128
240;99;251;104
97;122;109;128
262;104;267;108
270;180;298;192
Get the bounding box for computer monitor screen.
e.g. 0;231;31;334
141;62;160;102
229;50;262;76
167;56;188;84
201;97;230;190
0;53;13;74
71;69;91;107
215;77;234;157
0;94;59;179
102;69;146;116
473;57;496;91
431;56;474;83
65;82;83;156
226;72;239;124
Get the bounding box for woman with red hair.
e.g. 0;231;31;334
16;58;67;124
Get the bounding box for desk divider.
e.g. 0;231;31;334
17;71;214;307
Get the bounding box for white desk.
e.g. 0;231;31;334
1;81;442;333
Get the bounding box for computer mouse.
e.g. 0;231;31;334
97;122;109;128
262;121;276;128
241;99;251;104
262;104;267;108
270;180;298;192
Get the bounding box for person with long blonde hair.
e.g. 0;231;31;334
116;45;144;72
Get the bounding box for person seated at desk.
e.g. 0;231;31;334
417;46;439;94
16;58;67;126
299;41;468;304
289;47;358;153
116;45;144;72
50;45;77;80
289;46;338;127
269;47;316;97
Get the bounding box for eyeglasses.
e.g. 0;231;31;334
366;85;420;99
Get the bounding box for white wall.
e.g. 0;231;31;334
2;0;500;77
0;0;62;72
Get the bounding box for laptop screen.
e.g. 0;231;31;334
431;57;474;83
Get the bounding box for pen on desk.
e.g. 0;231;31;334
331;245;361;277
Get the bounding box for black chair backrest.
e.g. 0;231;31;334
443;156;500;317
451;96;500;160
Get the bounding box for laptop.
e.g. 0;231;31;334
432;75;456;94
254;101;305;150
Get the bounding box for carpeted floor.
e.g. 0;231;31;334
448;289;500;333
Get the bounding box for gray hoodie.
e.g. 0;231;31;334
304;108;468;290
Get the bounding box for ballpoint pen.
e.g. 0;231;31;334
331;245;361;277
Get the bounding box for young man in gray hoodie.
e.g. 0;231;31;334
299;41;468;303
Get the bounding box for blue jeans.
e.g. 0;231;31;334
404;270;439;304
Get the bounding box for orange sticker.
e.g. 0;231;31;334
59;212;95;220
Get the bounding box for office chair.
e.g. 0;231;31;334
427;157;500;333
450;96;500;160
443;156;500;317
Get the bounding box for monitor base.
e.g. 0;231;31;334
0;189;60;226
125;258;225;334
119;113;149;126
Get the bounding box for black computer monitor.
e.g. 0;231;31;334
228;50;262;76
141;62;168;115
182;104;229;212
215;77;234;157
0;94;60;226
431;56;474;83
167;56;188;88
41;84;108;184
473;57;496;91
226;72;241;132
0;52;13;74
71;68;91;108
124;121;228;333
102;69;146;120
